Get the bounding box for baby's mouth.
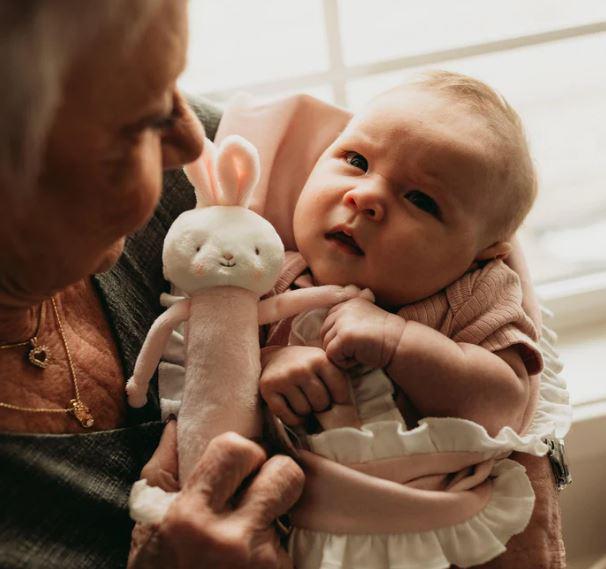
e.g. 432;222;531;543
325;231;364;256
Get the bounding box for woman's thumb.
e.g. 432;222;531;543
140;419;180;492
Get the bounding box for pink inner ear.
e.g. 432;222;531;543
216;136;260;206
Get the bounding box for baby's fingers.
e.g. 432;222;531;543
319;312;338;345
283;386;312;417
299;376;331;412
263;392;302;426
317;361;350;404
325;336;357;370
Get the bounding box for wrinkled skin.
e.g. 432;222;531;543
0;1;304;567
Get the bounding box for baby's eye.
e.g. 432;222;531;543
404;190;441;218
345;152;368;172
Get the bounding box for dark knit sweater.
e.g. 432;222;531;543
0;99;221;569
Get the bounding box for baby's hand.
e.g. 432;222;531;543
320;298;406;370
260;346;350;426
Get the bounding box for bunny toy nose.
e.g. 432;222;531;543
344;189;384;221
222;253;234;260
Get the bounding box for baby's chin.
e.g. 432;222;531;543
93;237;126;274
308;261;370;296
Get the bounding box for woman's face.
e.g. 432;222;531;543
0;0;203;307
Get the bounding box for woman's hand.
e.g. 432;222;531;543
129;421;304;569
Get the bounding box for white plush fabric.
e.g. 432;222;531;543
129;479;178;525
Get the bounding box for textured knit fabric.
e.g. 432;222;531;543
265;252;542;376
0;99;222;569
397;259;543;375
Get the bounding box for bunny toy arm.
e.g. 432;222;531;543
126;299;191;408
258;285;374;326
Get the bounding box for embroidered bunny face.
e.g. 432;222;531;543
163;205;284;295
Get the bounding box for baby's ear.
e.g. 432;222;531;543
475;240;513;262
216;135;260;207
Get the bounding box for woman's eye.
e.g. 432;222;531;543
404;190;441;218
150;113;177;132
150;104;181;132
345;152;368;172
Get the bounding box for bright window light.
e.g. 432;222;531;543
181;1;606;291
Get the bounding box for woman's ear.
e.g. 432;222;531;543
475;240;513;262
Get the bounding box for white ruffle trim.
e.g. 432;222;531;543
525;308;571;440
290;459;534;569
303;306;570;464
307;415;548;464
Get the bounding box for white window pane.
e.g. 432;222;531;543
559;324;606;405
207;84;335;107
347;32;606;283
339;0;606;66
180;0;328;94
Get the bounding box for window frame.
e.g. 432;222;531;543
191;2;606;402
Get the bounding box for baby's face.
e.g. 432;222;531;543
293;87;498;307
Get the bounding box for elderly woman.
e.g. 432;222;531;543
0;1;301;568
0;1;565;568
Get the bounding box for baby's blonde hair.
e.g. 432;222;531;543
408;70;537;242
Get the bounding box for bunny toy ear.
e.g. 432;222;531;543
215;135;260;207
183;138;220;207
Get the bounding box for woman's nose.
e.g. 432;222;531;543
161;91;206;170
343;187;385;221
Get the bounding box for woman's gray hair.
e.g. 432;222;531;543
0;0;161;197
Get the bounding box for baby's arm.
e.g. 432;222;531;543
126;299;191;408
384;323;530;436
321;298;530;436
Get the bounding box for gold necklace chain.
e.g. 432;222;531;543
0;304;41;349
0;297;94;428
0;303;51;368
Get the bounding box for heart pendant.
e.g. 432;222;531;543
28;343;50;369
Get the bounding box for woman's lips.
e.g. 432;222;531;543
325;231;364;256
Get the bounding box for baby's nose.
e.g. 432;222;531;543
344;189;384;221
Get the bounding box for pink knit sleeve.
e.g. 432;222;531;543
445;260;543;375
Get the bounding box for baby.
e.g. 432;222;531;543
259;71;545;568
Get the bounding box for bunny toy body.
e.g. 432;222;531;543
126;135;363;520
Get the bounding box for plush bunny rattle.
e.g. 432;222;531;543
126;134;366;522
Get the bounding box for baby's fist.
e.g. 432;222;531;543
320;298;405;370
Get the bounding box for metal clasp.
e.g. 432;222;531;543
545;436;572;491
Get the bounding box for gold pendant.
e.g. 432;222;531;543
28;338;50;369
69;399;95;428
